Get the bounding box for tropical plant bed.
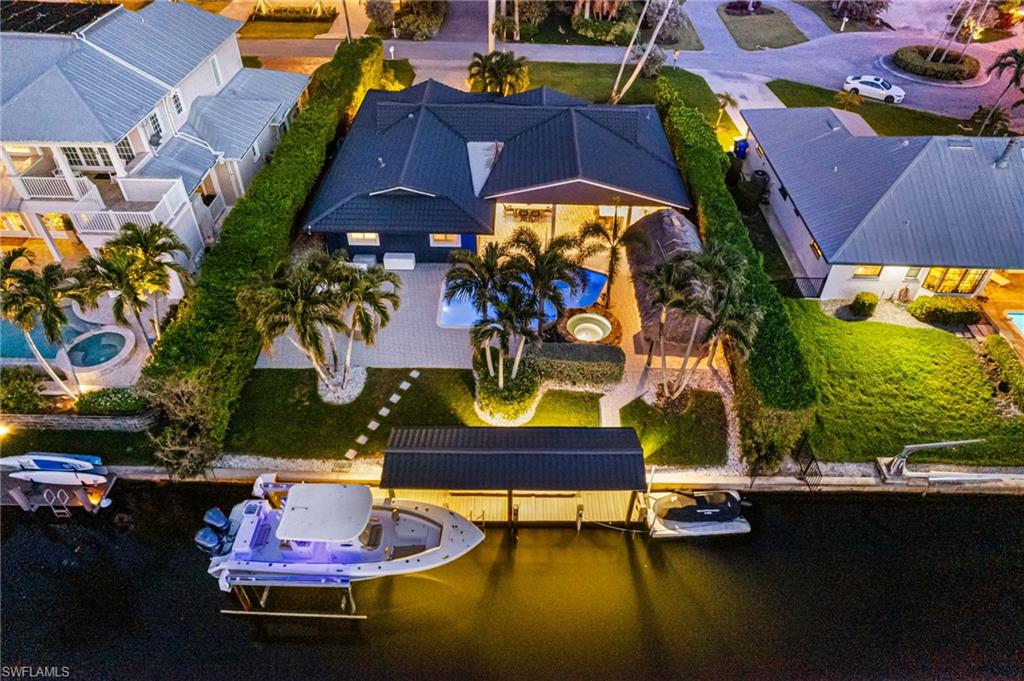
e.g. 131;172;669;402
238;19;334;39
786;300;1024;466
526;62;741;144
766;79;971;136
225;368;600;458
716;4;809;50
792;0;884;32
620;391;729;466
892;45;980;81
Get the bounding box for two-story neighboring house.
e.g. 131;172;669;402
0;0;308;278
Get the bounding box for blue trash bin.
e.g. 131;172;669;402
733;139;749;160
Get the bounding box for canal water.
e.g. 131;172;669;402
2;482;1022;680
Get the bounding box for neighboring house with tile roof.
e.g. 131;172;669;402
305;80;690;264
0;0;308;284
740;107;1024;301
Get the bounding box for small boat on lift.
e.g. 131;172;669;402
196;474;485;592
646;490;751;539
0;453;108;487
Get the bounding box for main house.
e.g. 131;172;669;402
304;80;690;265
740;107;1024;301
0;0;307;277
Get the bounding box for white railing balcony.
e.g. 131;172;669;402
73;179;190;235
14;175;94;200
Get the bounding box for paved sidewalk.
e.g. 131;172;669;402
770;0;833;41
220;0;254;22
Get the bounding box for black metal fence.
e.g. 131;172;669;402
771;277;827;299
793;435;823;491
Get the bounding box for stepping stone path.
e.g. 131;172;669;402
344;369;422;461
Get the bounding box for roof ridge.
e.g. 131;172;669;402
573;108;680;175
50;63;110;137
570;108;583;178
832;137;931;262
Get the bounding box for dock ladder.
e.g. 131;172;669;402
43;488;72;518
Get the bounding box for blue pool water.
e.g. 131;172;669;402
0;308;96;360
438;269;608;328
1009;312;1024;335
68;332;126;368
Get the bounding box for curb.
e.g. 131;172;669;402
875;54;993;89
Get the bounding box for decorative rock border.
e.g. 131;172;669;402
0;409;159;432
316;367;367;405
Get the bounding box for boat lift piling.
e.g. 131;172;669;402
222;580;367;621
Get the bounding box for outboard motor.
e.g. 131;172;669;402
203;507;230;534
194;527;222;555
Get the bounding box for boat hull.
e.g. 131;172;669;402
646;490;752;539
9;470;108;486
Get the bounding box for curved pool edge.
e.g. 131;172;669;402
65;326;136;375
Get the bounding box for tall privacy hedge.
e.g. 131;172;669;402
654;78;815;465
144;39;384;473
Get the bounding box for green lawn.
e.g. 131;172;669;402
619;391;728;466
787;300;1024;465
226;369;601;458
1;429;155;466
239;19;334;39
527;63;741;144
385;59;416;88
716;4;809;50
186;0;230;12
767;79;971;136
526;13;607;45
792;1;882;32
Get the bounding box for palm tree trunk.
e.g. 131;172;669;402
670;320;700;399
498;348;505;390
288;337;332;386
612;0;675;104
512;335;525;379
977;83;1012;134
611;0;650;98
25;331;77;399
716;107;725;129
958;0;991;58
513;0;520;40
705;336;720;370
482;340;495;376
941;0;978;62
658;310;667;394
343;327;356;387
929;0;965;60
133;309;152;348
604;245;618;309
58;341;82;395
152;294;162;341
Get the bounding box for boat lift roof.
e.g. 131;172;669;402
275;484;373;542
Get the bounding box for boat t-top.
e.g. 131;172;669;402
196;475;485;592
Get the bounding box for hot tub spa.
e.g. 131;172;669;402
567;313;613;342
66;326;135;373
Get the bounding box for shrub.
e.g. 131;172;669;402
643;0;689;44
892;45;980;81
394;0;447;40
730;179;762;212
475;355;542;421
732;357;814;472
75;388;148;415
520;0;549;25
530;343;626;387
254;6;337;20
0;367;50;414
571;14;636;45
907;296;983;325
517;21;540;41
984;335;1024;410
630;44;666;78
145;39;384;476
849;292;879;318
365;0;395;27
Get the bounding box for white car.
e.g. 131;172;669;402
843;75;905;104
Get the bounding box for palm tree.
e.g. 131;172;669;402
715;91;739;128
978;48;1024;134
833;90;864;112
339;265;401;388
303;248;352;372
969;104;1011;135
1;264;81;398
669;241;749;399
471;315;512;389
635;259;688;394
507;226;588;331
1;247;33;291
611;0;676;103
236;256;346;387
106;222;189;341
76;247;155;347
467;51;530;95
499;282;540;380
698;282;763;377
578;213;650;309
444;243;511;377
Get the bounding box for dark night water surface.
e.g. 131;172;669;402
2;482;1022;680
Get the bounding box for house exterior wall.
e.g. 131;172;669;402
324;233;477;264
233;123;277;189
820;265;926;300
175;38;243;115
743;137;831;281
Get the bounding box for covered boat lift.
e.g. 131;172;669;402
381;427;647;531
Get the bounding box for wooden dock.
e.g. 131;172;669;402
391;489;637;525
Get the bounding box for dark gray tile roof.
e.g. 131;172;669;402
306;80;690;234
381;427;646;491
742;107;1024;268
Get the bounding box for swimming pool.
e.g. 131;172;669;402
437;269;608;328
67;331;127;368
0;307;97;361
1009;312;1024;336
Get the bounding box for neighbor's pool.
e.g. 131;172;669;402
438;269;608;328
1009;312;1024;335
0;308;96;360
67;331;127;368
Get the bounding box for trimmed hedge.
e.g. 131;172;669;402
144;39;384;472
907;296;983;325
849;292;879;318
0;367;50;414
75;387;148;415
571;14;636;45
530;342;626;387
984;335;1024;410
892;45;980;81
475;356;542;421
654;77;816;463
